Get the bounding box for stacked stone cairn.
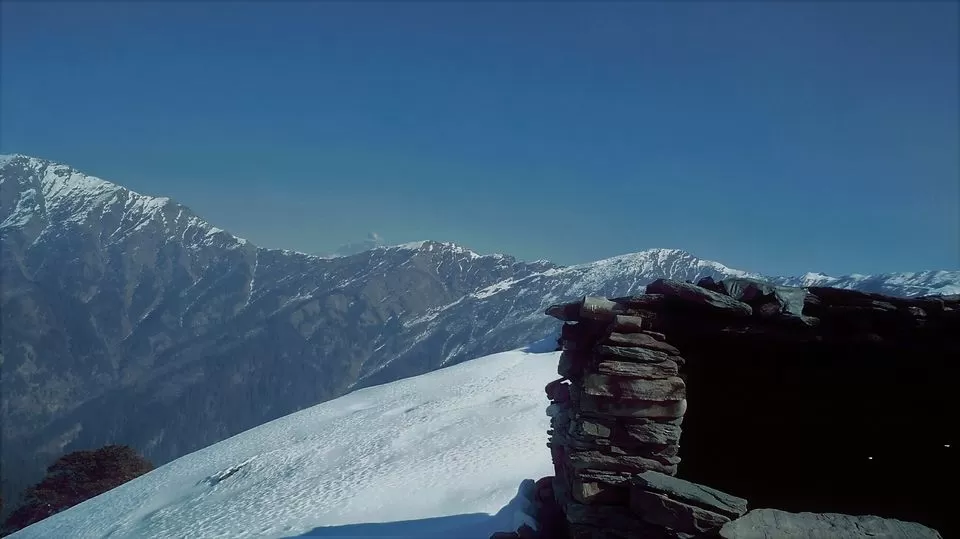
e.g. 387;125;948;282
544;295;747;539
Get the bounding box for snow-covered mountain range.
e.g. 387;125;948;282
2;153;957;513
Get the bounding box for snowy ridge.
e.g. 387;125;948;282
775;270;960;297
451;247;956;311
461;248;759;306
366;247;960;390
0;154;247;250
320;238;508;263
382;240;491;260
10;345;560;539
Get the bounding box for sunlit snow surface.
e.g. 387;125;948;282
11;345;560;539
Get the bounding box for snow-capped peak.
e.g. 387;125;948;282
2;154;164;210
384;240;494;260
571;247;757;281
0;154;248;249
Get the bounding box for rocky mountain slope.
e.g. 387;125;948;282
0;155;551;507
2;153;957;511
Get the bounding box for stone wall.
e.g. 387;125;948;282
545;294;748;538
539;278;955;539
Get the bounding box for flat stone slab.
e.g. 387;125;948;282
632;471;748;519
570;416;683;445
579;394;687;419
581;296;624;321
567;449;678;475
647;278;753;316
719;509;944;539
546;300;583;321
622;422;683;446
609;314;645;332
601;334;682;355
596;344;680;361
632;490;731;534
596;358;680;379
583;374;686;401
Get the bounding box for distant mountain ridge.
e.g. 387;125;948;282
2;153;957;513
323;232;387;258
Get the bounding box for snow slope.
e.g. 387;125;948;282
9;342;561;539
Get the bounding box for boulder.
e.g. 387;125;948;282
545;401;570;419
719;278;806;317
583;374;686;401
545;378;569;401
609;294;669;310
632;490;730;534
534;476;554;502
719;509;944;539
565;501;664;533
696;276;723;292
546;300;583;321
581;296;636;321
631;471;748;519
609;314;645;333
646;279;753;316
559;351;585;378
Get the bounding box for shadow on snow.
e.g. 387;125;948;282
288;480;534;538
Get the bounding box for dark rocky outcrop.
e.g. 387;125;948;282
540;296;748;538
521;279;956;539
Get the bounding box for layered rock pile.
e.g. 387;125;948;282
543;295;748;538
521;277;952;539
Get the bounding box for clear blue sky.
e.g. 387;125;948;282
2;1;957;276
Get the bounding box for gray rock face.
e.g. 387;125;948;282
632;471;748;519
0;155;554;508
719;509;944;539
